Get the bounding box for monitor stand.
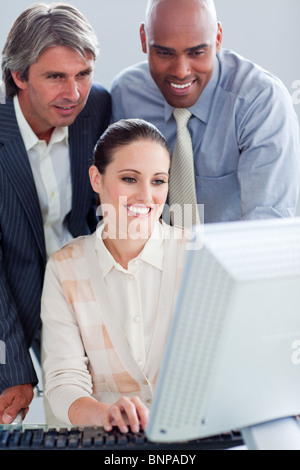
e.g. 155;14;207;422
241;417;300;450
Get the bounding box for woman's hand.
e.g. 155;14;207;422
103;396;150;434
69;396;150;433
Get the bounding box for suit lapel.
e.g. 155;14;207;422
0;99;45;259
68;115;93;234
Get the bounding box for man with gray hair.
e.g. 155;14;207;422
0;3;111;423
111;0;300;226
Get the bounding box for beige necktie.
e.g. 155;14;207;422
168;108;199;228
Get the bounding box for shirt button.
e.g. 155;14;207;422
137;360;143;368
143;380;149;386
146;398;152;405
133;316;140;323
128;275;134;281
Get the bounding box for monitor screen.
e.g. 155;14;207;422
146;218;300;444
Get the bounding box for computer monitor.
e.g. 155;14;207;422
146;217;300;450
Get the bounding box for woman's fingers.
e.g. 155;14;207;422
104;396;150;433
110;402;130;433
130;396;150;431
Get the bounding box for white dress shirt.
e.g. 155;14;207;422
14;96;73;258
95;221;164;371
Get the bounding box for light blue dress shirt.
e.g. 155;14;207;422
111;49;300;223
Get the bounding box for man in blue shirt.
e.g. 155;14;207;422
111;0;300;224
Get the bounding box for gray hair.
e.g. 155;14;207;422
2;2;99;98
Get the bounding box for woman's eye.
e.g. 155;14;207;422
153;179;167;185
122;177;136;184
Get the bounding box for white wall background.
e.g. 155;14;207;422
0;0;299;120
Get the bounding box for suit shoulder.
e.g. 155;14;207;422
0;96;14;117
90;81;110;94
89;82;111;103
82;82;111;129
0;97;21;142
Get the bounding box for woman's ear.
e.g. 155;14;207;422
89;165;102;194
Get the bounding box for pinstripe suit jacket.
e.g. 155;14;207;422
0;83;111;392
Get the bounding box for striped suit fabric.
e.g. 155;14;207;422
0;83;111;392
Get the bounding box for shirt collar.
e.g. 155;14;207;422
13;95;68;151
164;55;220;124
95;221;165;277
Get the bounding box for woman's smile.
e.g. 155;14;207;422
125;204;153;218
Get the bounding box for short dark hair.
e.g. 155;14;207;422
93;118;170;174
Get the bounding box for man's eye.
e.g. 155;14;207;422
189;50;205;57
47;74;63;80
156;50;173;57
78;70;92;78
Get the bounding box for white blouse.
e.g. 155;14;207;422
96;221;164;371
41;221;189;423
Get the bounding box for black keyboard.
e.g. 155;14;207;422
0;425;243;450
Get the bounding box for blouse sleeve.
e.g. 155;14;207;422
41;256;95;425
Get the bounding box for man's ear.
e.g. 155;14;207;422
140;23;147;54
215;22;223;53
10;70;27;91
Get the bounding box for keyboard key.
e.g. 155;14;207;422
0;430;9;448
